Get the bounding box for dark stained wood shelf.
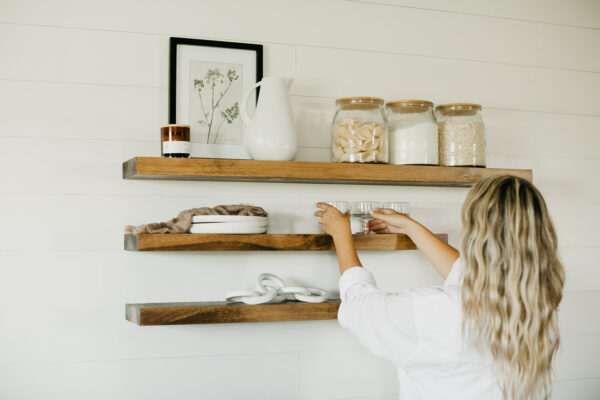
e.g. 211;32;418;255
126;300;341;325
124;233;447;251
123;157;532;187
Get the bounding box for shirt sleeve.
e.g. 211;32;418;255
337;267;419;367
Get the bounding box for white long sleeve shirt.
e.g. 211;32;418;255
338;258;503;400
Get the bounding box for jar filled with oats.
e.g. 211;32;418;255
332;97;388;163
435;103;486;167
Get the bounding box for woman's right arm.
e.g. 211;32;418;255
369;210;459;279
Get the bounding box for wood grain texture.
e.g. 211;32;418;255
126;300;341;325
122;157;532;187
124;233;448;251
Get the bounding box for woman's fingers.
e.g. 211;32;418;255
316;202;333;211
314;210;323;217
368;219;388;230
373;208;398;215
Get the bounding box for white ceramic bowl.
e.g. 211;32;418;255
189;222;268;234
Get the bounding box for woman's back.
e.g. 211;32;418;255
338;259;503;399
318;175;564;400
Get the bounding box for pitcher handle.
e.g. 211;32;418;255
240;81;262;126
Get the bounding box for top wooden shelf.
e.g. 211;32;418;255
123;157;532;187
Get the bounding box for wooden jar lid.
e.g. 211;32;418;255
336;97;384;110
435;103;482;116
386;100;433;113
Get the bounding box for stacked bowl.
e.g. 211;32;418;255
189;215;269;234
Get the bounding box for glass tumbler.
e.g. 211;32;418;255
380;201;410;216
351;201;380;234
324;201;350;214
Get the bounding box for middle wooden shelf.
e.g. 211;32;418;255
125;233;448;251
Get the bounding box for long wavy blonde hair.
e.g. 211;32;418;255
460;175;565;400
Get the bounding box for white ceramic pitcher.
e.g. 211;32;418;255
240;76;297;161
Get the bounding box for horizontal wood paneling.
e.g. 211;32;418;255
552;378;600;400
2;0;600;72
0;23;165;86
299;348;398;400
559;292;600;336
560;248;600;292
0;80;167;141
0;353;300;400
2;22;598;116
295;46;600;116
0;23;295;88
353;0;600;29
556;334;600;380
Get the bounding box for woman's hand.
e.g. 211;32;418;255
315;203;351;238
371;208;459;279
315;202;362;274
368;208;414;234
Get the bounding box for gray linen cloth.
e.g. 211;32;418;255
125;205;268;234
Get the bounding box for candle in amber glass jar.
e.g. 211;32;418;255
161;124;191;158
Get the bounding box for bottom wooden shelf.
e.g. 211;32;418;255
126;300;341;326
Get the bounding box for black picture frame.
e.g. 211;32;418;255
168;37;263;124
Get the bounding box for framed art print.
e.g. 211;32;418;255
169;37;263;159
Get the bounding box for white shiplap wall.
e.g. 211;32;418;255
0;0;599;398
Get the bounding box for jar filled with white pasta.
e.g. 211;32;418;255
332;97;388;163
435;103;486;167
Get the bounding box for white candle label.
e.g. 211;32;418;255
163;141;191;154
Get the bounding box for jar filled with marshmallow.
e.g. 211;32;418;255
331;97;388;163
385;100;438;165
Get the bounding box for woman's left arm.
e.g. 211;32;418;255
315;203;419;367
315;202;362;274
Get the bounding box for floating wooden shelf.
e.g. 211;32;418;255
123;157;532;187
126;300;341;325
124;233;447;251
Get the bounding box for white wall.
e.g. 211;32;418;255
0;0;599;398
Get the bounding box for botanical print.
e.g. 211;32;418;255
189;60;243;144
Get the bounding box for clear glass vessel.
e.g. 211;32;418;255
380;201;410;216
385;100;438;165
435;103;486;167
324;201;350;214
351;201;380;234
332;97;388;163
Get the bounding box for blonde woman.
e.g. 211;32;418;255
315;175;564;400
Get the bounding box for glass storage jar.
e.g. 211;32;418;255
435;103;486;167
385;100;438;165
332;97;388;163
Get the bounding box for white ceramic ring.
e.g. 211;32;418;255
225;290;260;303
294;288;329;303
257;273;286;293
241;286;277;305
280;286;311;296
270;290;287;303
280;286;310;301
